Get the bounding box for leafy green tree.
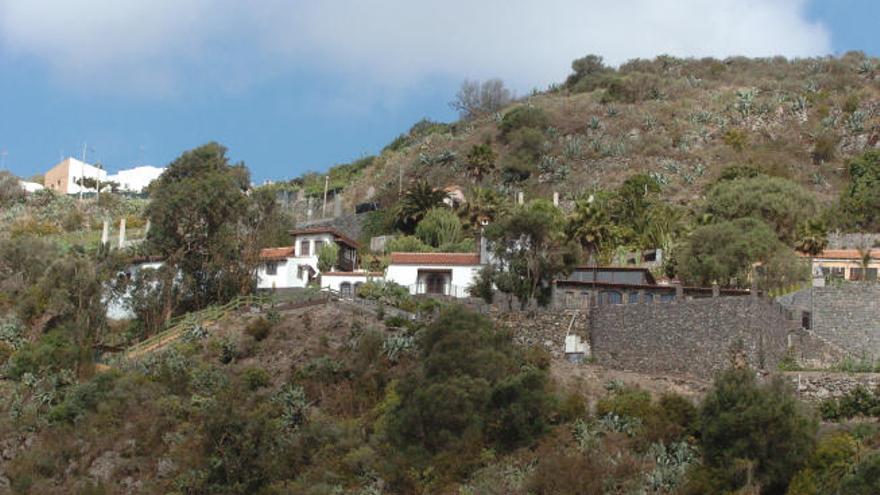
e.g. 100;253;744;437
385;307;554;477
415;208;463;249
486;200;580;308
499;106;550;138
386;235;433;253
677;218;791;288
839;453;880;494
704;176;818;243
146;142;256;312
465;143;497;183
459;186;508;231
317;242;339;272
685;368;817;495
395;180;448;234
565;54;610;91
839;150;880;230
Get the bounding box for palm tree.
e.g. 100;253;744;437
565;198;620;263
395;180;448;233
459;186;507;230
465;143;497;183
795;219;828;285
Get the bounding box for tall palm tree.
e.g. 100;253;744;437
465;143;497;183
794;219;828;257
395;180;448;234
565;198;620;263
459;186;507;230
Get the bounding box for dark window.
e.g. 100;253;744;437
851;268;863;281
660;293;675;302
802;311;811;330
868;268;879;281
314;240;324;253
300;240;310;256
628;292;639;304
265;262;277;275
340;282;352;297
606;291;622;305
822;266;844;279
644;292;654;303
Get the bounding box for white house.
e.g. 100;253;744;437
44;157;107;194
256;227;359;290
19;180;44;193
385;252;482;298
106;165;165;193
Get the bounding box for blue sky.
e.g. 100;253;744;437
0;0;876;183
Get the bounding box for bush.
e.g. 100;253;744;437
819;385;880;421
688;368;817;495
385;235;433;253
316;242;339;272
415;208;463;249
811;132;838;163
243;367;271;390
499;106;550;137
245;317;272;342
0;170;25;207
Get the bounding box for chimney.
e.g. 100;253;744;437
478;229;490;265
553;192;559;206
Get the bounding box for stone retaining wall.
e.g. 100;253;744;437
783;371;880;402
589;297;797;376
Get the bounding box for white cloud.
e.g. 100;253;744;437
0;0;831;94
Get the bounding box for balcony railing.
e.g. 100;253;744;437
409;283;469;298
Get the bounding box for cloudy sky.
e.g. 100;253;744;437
0;0;876;181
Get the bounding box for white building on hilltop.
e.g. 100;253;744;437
44;157;107;194
106;165;165;193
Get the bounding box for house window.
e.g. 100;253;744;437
340;282;352;297
851;268;863;281
821;266;845;279
265;262;278;275
802;311;811;330
628;292;639;304
605;291;622;305
300;240;310;256
314;240;324;253
868;268;879;281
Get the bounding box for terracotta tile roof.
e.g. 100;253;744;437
290;227;359;249
389;252;481;266
801;249;880;260
321;271;383;277
259;246;295;261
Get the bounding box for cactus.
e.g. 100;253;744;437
587;115;601;130
847;110;866;133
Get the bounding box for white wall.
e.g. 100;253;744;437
385;263;480;298
66;158;108;194
105;261;164;320
256;259;302;289
320;273;378;296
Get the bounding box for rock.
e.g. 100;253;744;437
88;451;122;483
156;457;176;479
0;474;10;494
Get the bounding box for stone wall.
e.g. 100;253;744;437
809;283;880;360
589;297;798;376
492;309;588;359
783;371;880;402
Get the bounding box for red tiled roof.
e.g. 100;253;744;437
389;252;481;266
321;271;383;277
290;227;359;249
799;249;880;260
259;246;295;261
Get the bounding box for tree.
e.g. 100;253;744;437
450;79;512;119
610;174;661;238
565;196;623;263
459;186;507;231
839;150;880;230
317;242;339;272
415;208;463;249
677;218;791;288
465;143;497;183
704;176;818;243
685;368;817;495
485;200;580;308
385;307;554;477
145;142;256;313
795;219;828;257
395;180;448;234
565;54;610;91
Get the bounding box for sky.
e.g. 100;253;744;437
0;0;877;183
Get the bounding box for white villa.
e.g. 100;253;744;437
257;231;486;298
256;227;359;290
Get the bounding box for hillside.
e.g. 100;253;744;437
296;53;880;212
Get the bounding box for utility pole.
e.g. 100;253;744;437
80;142;87;201
321;175;330;218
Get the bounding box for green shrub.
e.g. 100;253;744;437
415;208;463;249
243;367;271;390
596;386;653;420
722;128;748;151
819;385;880;421
7;329;84;379
688;368;817;495
499;106;550;137
385;235;433;253
245;317;272;342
